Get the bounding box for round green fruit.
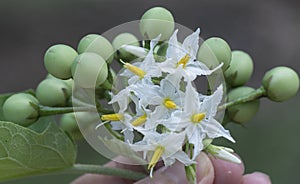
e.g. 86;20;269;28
60;113;78;132
36;79;71;107
112;33;140;62
227;86;260;124
224;50;254;87
3;93;39;126
263;66;299;102
77;34;114;63
71;53;108;88
139;7;175;41
44;44;78;79
197;37;231;71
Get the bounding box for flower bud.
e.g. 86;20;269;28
44;44;78;79
71;53;108;88
263;66;299;102
112;33;140;62
197;37;231;71
77;34;114;63
224;50;254;87
3;93;39;126
139;7;175;41
36;79;71;107
227;86;260;124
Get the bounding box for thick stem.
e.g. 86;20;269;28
64;164;146;180
219;86;266;110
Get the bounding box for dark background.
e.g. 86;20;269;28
0;0;299;183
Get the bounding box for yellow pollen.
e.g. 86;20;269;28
101;114;123;121
176;54;190;68
124;63;146;78
131;114;147;127
191;113;206;123
148;146;165;170
164;99;177;109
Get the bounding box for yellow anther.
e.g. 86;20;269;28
101;114;123;121
131;114;147;127
164;99;177;109
176;54;190;68
148;146;165;170
191;113;206;123
124;63;146;78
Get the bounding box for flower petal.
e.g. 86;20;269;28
182;28;200;58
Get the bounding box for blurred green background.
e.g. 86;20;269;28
0;0;299;183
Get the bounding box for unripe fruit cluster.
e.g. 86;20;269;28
1;6;299;129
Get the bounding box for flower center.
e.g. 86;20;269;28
101;113;124;121
191;113;205;123
176;54;190;68
148;146;165;172
124;63;146;78
163;99;177;109
131;114;147;126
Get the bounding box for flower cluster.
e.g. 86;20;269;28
99;29;240;176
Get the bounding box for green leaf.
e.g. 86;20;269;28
0;118;77;182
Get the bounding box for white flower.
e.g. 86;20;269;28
130;79;183;121
162;82;234;159
159;29;222;87
130;131;194;177
120;35;162;84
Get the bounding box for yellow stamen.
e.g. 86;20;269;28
191;113;206;123
124;63;146;78
176;54;190;68
131;114;147;127
101;114;123;121
148;146;165;170
164;99;177;109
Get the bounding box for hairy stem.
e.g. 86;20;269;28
219;86;266;110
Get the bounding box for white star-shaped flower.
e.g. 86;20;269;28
162;82;234;159
130;131;194;177
159;29;222;87
130;79;183;121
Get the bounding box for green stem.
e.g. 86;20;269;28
219;86;266;110
38;106;93;116
64;164;146;180
104;123;124;141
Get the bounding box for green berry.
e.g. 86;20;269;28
71;53;108;88
197;37;231;71
112;33;140;62
77;34;114;63
3;93;39;126
36;79;71;107
60;113;78;132
224;50;254;87
263;66;299;102
44;44;78;79
227;87;260;124
139;7;175;41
